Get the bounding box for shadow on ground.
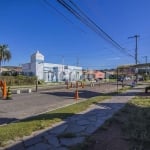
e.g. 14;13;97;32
0;84;150;149
0;117;18;125
41;90;101;99
41;88;150;98
4;99;150;150
84;100;150;150
3;102;131;150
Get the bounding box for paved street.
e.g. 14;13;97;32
0;83;120;125
2;85;146;150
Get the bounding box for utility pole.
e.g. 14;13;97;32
128;35;140;82
128;35;140;65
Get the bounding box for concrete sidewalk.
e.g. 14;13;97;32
2;85;146;150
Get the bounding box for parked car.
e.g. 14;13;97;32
124;77;131;80
117;77;124;82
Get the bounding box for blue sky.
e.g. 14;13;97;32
0;0;150;69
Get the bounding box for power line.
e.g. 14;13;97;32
68;0;123;49
57;0;121;48
42;0;86;33
143;56;148;64
56;0;134;58
43;0;70;22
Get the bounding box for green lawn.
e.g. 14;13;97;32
120;96;150;150
71;96;150;150
0;95;110;146
103;96;150;150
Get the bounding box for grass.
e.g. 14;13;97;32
121;96;150;150
0;95;110;147
102;96;150;150
119;86;131;92
70;96;150;150
103;96;150;150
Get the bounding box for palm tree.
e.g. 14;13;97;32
0;44;12;74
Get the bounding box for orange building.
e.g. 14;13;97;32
83;70;105;81
94;71;105;79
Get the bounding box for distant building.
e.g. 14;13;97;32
1;66;22;71
1;66;22;75
83;70;105;80
94;70;105;79
22;51;82;82
117;63;150;75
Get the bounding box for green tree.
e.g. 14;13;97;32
0;44;12;74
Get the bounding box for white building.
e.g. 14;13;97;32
22;51;83;82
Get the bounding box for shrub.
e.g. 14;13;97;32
0;75;37;86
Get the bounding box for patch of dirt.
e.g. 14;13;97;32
86;122;130;150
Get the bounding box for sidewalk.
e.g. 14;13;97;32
2;85;146;150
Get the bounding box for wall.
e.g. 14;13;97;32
22;51;83;82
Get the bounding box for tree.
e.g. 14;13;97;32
0;44;12;74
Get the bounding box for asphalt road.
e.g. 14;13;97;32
0;83;121;125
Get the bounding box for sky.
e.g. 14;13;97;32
0;0;150;70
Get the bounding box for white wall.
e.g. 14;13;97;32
22;51;83;82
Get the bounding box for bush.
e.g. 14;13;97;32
0;75;37;86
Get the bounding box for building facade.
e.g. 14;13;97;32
82;70;105;81
22;51;83;82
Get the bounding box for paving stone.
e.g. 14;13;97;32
3;86;143;150
96;114;106;118
94;120;105;128
27;143;50;150
76;119;90;125
52;147;69;150
87;116;97;122
49;124;68;134
45;134;60;147
85;125;97;134
65;123;85;133
23;136;42;147
5;142;25;150
67;116;80;122
60;137;85;146
39;132;49;138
